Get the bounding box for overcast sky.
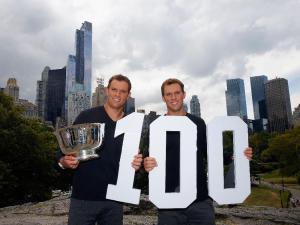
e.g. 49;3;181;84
1;0;300;122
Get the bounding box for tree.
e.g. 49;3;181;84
261;127;300;177
249;132;275;175
249;132;271;159
0;92;62;207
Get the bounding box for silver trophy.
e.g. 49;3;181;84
54;123;105;161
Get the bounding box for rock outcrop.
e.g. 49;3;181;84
0;193;300;225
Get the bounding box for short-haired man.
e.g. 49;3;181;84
57;74;142;225
144;78;252;225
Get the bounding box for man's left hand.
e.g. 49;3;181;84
244;147;253;160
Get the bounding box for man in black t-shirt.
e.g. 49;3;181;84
57;75;142;225
144;78;252;225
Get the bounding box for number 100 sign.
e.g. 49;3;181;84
106;112;250;208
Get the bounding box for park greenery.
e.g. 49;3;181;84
249;126;300;184
0;91;299;207
244;186;290;208
0;92;72;207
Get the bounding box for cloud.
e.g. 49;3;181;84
0;0;300;121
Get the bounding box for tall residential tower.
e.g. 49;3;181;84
265;78;293;133
65;21;92;125
75;21;92;99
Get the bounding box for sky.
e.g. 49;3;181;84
1;0;300;122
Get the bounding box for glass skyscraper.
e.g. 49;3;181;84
75;21;92;99
125;96;135;115
65;55;76;122
45;67;66;126
225;78;248;120
250;75;268;119
190;95;201;117
64;21;92;125
66;55;76;96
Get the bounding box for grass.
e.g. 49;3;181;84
261;169;297;184
285;184;300;191
243;186;290;208
263;177;297;184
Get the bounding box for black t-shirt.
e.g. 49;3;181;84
165;113;209;201
70;106;124;201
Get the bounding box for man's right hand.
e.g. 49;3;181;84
59;154;79;169
143;157;157;172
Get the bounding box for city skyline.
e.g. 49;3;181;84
1;0;300;122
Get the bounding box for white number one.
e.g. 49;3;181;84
207;116;250;204
106;112;144;204
149;116;197;208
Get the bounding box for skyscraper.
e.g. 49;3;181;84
225;78;248;120
67;83;90;125
265;78;293;133
183;103;188;113
45;67;66;126
4;78;19;101
64;22;92;125
124;96;135;114
92;77;107;107
36;80;43;117
75;21;92;99
65;55;76;98
250;75;268;119
190;95;200;117
36;66;50;119
65;55;76;122
293;104;300;127
3;78;38;119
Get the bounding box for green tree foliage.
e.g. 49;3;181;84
249;132;274;175
249;132;271;159
261;127;300;177
0;92;61;207
223;131;233;154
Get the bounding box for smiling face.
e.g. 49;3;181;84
162;83;186;115
106;79;130;110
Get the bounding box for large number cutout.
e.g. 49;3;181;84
106;114;251;207
148;116;197;208
106;112;144;204
207;116;250;204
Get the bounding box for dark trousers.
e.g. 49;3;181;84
158;198;215;225
68;198;123;225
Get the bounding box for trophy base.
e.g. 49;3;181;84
77;149;99;161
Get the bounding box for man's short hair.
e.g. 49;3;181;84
107;74;131;92
161;78;185;96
